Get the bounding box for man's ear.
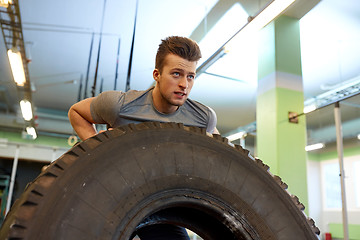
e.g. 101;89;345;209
153;69;160;82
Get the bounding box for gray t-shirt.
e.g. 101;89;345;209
90;87;217;133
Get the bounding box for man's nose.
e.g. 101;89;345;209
179;77;188;89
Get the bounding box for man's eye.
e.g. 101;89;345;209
188;75;195;80
172;72;180;77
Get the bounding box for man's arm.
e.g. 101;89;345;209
68;97;98;141
206;107;219;134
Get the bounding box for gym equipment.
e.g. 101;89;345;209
0;122;320;239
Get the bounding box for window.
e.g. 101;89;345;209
354;161;360;207
323;162;342;209
321;156;360;210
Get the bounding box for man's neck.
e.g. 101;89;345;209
151;87;178;114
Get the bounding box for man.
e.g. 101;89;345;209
68;36;218;239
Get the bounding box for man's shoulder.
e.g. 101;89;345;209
123;88;149;98
184;98;211;113
97;88;151;103
122;88;152;105
183;98;217;133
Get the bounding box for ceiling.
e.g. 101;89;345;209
0;0;359;150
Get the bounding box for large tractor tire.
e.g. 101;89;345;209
0;122;320;239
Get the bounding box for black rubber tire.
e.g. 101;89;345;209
0;122;320;240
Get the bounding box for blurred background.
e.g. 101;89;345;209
0;0;359;238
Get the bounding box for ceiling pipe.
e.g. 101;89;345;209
91;0;107;97
125;0;139;91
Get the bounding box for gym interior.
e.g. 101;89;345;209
0;0;359;239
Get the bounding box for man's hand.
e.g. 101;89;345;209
99;128;113;134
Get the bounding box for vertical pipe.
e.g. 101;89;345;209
92;0;107;97
125;0;139;91
334;102;349;240
84;32;95;99
77;74;83;102
114;38;121;90
100;78;104;94
6;145;20;215
240;137;245;148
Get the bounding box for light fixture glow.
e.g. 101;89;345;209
197;3;248;67
305;143;324;152
225;0;296;51
7;47;26;86
303;104;317;114
227;131;247;141
0;0;12;7
20;100;33;121
26;127;37;140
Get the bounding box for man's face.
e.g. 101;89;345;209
153;54;197;113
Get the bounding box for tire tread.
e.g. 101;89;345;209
0;122;320;239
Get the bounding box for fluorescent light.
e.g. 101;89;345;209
227;131;246;141
26;127;37;140
196;0;296;78
197;3;248;67
305;143;324;151
225;0;296;51
0;0;12;7
197;47;228;74
303;104;317;114
7;47;26;86
20;100;33;121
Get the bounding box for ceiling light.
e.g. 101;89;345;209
197;47;228;74
303;104;317;114
305;143;324;151
225;0;296;51
227;131;247;141
7;47;26;86
197;3;248;67
197;0;296;77
26;127;37;140
0;0;12;7
20;100;33;121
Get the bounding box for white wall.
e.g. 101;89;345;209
0;142;68;162
307;159;324;233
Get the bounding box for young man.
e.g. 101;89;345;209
68;36;218;239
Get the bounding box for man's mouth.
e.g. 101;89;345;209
175;92;186;97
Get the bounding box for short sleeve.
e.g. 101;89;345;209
90;91;125;126
206;107;217;133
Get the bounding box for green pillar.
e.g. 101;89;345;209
256;15;309;211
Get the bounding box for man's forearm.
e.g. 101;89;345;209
68;108;97;140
